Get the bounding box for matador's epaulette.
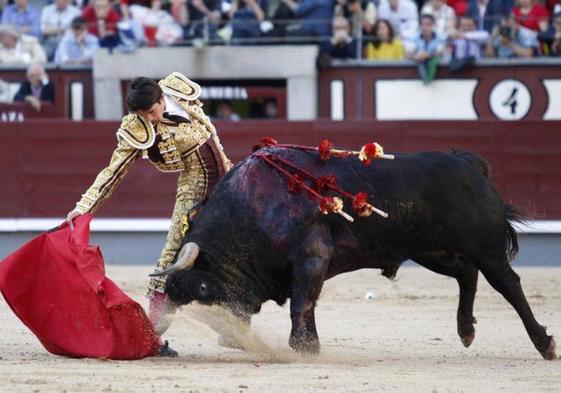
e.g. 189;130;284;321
159;72;202;102
116;113;156;150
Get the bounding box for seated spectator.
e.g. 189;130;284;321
485;15;538;57
119;0;161;20
365;18;405;59
0;25;46;64
54;16;99;65
334;0;365;38
447;0;469;16
513;0;549;32
281;0;335;43
263;98;278;118
119;0;184;45
410;14;445;83
422;0;457;38
115;17;148;50
127;5;180;46
83;0;121;48
467;0;512;33
228;0;266;44
13;63;54;112
1;0;41;38
167;0;189;33
260;0;295;38
546;0;561;14
215;100;241;120
322;15;357;58
185;0;223;41
363;0;377;35
377;0;419;41
538;11;561;55
40;0;82;61
347;0;364;38
448;15;489;72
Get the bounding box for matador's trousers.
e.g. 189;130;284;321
146;141;223;298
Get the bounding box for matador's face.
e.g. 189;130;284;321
136;96;165;125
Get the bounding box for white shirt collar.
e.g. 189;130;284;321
163;93;190;121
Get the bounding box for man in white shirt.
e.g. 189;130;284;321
0;24;47;65
40;0;81;60
450;15;489;59
448;15;489;72
378;0;419;42
54;16;99;65
421;0;456;38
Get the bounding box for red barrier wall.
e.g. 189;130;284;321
2;120;560;218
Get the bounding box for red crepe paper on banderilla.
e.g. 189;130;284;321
254;138;394;221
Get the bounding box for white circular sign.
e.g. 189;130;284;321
489;79;531;120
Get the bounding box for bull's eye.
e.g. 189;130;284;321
199;282;208;297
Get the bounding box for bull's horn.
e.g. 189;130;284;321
148;243;199;277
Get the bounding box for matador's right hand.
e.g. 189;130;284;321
66;209;82;228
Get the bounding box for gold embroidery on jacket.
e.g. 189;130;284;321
147;150;209;297
75;140;140;214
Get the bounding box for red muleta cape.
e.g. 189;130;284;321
0;214;159;360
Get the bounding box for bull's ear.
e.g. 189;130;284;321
149;242;199;277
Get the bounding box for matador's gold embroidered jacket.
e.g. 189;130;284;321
73;72;231;296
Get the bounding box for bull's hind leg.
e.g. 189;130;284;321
413;252;479;347
476;254;556;360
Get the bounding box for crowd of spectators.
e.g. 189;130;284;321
322;0;561;62
0;0;560;69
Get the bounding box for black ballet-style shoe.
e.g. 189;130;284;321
158;340;178;358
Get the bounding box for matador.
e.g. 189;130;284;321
66;72;231;356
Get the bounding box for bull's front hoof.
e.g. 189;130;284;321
289;335;320;354
457;315;477;348
460;333;475;348
541;337;557;360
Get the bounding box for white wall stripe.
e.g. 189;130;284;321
0;219;171;232
330;80;344;121
70;82;84;121
0;219;559;234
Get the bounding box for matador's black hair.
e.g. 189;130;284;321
126;77;163;112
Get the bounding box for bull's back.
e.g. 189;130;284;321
215;148;505;261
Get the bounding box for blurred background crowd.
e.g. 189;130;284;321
1;0;560;114
0;0;560;67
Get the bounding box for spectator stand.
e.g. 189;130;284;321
4;0;561;62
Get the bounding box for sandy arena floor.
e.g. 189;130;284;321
1;266;560;393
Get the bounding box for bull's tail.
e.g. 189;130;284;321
451;149;490;178
504;203;525;262
451;150;522;262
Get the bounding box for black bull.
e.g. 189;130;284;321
156;147;556;360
